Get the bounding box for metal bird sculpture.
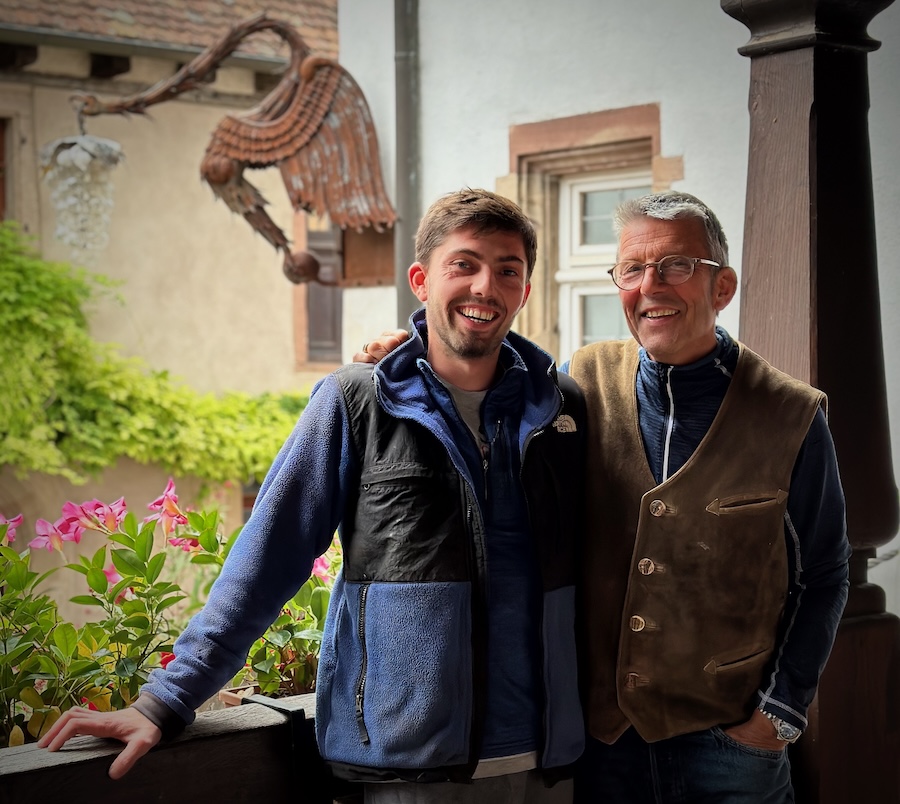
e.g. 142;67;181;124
70;13;396;284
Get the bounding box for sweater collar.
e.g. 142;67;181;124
637;326;738;398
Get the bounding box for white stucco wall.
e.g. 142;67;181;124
338;0;404;357
340;0;900;610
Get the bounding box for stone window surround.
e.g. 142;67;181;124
496;103;682;359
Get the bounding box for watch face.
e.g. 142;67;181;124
777;722;801;742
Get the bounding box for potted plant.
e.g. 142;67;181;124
0;481;340;748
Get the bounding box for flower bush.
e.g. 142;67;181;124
0;481;339;749
235;544;342;698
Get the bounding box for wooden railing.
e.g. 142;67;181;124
0;693;362;804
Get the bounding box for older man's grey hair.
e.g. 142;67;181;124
614;190;729;268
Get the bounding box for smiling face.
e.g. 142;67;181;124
409;224;531;389
618;216;737;365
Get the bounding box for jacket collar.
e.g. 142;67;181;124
374;309;563;436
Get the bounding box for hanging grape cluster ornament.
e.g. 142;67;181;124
39;134;123;266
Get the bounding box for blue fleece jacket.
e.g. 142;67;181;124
140;310;584;777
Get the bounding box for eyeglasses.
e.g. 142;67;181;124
608;255;721;290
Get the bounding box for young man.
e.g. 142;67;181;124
39;189;586;803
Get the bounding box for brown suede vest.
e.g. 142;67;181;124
569;339;825;743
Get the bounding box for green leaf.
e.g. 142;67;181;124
3;640;35;665
156;593;187;611
309;587;331;623
293;583;312;609
69;594;104;607
114;657;138;678
130;633;155;649
86;567;109;594
52;622;78;658
110;548;145;577
145;552;166;584
189;554;220;565
67;658;101;676
121;614;150;629
134;528;153;563
109;577;132;601
90;545;108;569
266;629;292;648
19;686;45;709
107;532;135;550
198;528;218;553
5;559;30;592
120;599;146;616
121;512;139;540
252;656;277;674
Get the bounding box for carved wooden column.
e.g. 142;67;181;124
721;1;899;801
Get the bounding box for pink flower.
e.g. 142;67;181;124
312;555;331;580
80;697;99;711
29;517;81;552
159;652;176;670
103;566;122;585
102;565;132;604
0;513;23;544
147;479;188;536
62;497;127;536
167;536;200;553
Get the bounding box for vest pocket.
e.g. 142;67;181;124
703;646;769;676
705;489;788;516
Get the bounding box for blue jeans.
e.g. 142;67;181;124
574;726;793;804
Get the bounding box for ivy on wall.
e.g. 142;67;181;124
0;222;307;485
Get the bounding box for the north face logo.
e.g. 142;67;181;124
552;414;577;433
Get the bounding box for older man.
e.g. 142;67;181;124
566;190;849;803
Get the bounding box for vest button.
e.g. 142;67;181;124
638;558;656;575
649;499;666;516
629;615;646;632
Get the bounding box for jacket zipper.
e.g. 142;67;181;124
482;418;501;501
662;365;675;481
355;582;371;744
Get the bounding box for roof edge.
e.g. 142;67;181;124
0;23;289;73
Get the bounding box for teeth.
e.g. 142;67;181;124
644;310;677;318
460;307;496;322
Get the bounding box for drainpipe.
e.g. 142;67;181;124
394;0;421;327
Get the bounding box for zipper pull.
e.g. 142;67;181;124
356;693;370;744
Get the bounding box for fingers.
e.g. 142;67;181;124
352;329;410;364
352;345;378;365
37;707;162;778
107;735;158;780
38;708;93;750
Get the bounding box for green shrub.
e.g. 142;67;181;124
0;220;306;485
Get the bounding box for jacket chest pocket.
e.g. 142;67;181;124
347;462;470;582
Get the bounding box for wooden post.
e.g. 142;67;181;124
721;1;900;801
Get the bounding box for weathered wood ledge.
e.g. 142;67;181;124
0;693;359;804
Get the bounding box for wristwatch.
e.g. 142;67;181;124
760;710;802;743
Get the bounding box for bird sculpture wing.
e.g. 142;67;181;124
71;14;395;284
201;55;396;235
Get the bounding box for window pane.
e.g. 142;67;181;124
580;185;651;246
582;294;630;346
